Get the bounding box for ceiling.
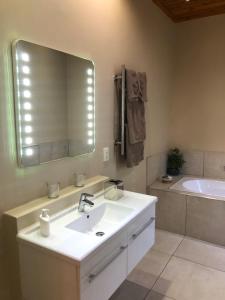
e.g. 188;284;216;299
152;0;225;22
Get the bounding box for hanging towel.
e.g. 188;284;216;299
125;125;144;168
126;69;147;144
125;69;147;167
138;72;147;103
114;67;147;168
126;70;147;103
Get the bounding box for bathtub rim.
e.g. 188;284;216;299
170;176;225;201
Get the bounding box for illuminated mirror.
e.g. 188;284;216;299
12;40;95;167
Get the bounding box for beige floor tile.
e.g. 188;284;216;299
152;230;184;255
146;290;175;300
127;249;171;289
153;256;225;300
175;237;225;272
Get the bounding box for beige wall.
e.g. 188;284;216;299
0;0;175;298
170;14;225;152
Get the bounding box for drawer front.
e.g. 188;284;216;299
128;204;155;238
81;244;127;300
128;204;155;273
80;229;127;278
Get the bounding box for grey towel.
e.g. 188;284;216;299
125;125;144;168
138;72;147;103
125;69;147;168
126;69;147;144
114;68;147;168
126;70;147;103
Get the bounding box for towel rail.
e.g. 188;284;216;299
114;65;126;156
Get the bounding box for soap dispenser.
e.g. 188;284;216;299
39;209;50;237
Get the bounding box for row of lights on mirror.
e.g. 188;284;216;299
16;51;34;158
86;68;94;147
16;51;95;159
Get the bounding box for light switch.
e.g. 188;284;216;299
103;147;109;162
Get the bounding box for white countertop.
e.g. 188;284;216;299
17;191;157;262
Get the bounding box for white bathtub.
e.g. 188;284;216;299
170;177;225;200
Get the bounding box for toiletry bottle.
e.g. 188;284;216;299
39;209;50;237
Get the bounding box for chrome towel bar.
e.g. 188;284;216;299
114;65;126;156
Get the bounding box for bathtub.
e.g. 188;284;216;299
170;176;225;200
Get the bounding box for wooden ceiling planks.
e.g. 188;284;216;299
152;0;225;22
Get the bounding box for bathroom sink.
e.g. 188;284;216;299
66;202;134;236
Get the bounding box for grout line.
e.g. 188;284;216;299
144;254;173;299
145;291;176;300
203;151;205;177
171;234;185;256
184;194;188;235
144;235;185;300
173;235;225;274
173;254;225;274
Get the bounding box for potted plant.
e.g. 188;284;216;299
167;148;185;176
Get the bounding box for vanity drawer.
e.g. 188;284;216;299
128;203;155;238
127;204;155;273
80;229;127;279
80;243;127;300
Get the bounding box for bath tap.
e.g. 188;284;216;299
78;193;94;212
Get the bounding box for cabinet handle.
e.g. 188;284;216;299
132;217;155;240
88;245;128;283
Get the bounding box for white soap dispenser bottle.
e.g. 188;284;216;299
39;209;50;237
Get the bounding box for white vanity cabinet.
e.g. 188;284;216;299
18;197;156;300
80;204;155;300
127;204;155;273
80;230;128;300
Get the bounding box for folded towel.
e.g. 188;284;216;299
127;99;146;144
126;69;147;144
126;69;140;101
126;70;147;103
138;72;147;102
114;68;147;168
125;125;144;168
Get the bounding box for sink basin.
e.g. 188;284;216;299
66;202;134;236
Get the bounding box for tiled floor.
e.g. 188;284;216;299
110;229;225;300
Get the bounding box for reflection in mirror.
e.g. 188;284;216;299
12;40;95;167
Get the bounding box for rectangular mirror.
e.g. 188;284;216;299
12;40;95;167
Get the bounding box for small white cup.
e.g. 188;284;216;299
74;173;85;187
47;182;60;199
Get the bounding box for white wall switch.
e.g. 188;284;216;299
103;147;110;162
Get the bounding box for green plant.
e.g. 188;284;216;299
167;148;185;175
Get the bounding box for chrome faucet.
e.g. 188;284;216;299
78;193;94;212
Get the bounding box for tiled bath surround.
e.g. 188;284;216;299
150;185;225;246
182;150;225;179
147;150;225;186
146;152;167;192
148;150;225;247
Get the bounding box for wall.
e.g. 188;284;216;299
170;14;225;152
0;0;175;298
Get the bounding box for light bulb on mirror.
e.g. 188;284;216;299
21;53;30;62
